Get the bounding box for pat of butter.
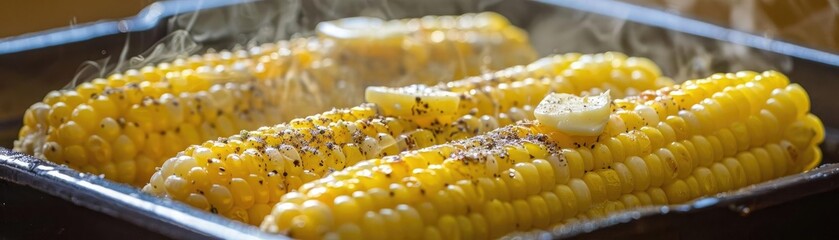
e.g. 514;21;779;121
365;85;461;117
316;17;408;40
534;91;611;136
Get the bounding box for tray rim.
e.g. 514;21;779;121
549;163;839;239
535;0;839;67
0;147;283;240
0;0;252;55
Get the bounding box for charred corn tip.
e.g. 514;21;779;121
143;52;671;225
15;12;539;186
259;70;822;239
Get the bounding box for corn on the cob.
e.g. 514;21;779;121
142;52;673;224
259;71;823;239
14;12;536;186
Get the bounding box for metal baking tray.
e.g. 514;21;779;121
2;0;839;239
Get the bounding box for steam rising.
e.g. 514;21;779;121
64;0;811;88
525;5;792;81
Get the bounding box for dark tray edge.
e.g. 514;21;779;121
550;163;839;238
0;147;285;240
2;0;839;238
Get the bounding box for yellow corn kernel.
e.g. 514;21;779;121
692;167;718;196
643;153;666;188
513;162;542;195
562;149;586;179
334;224;363;240
582;172;608;204
736;152;763;185
682;176;701;199
531;159;556;192
663;179;691;204
722;158;749;189
379;208;403;240
648;188;669;205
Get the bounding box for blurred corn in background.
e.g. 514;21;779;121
11;11;537;186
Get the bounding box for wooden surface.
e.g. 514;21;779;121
623;0;839;53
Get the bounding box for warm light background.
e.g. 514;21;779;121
624;0;839;53
0;0;154;38
1;0;836;51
